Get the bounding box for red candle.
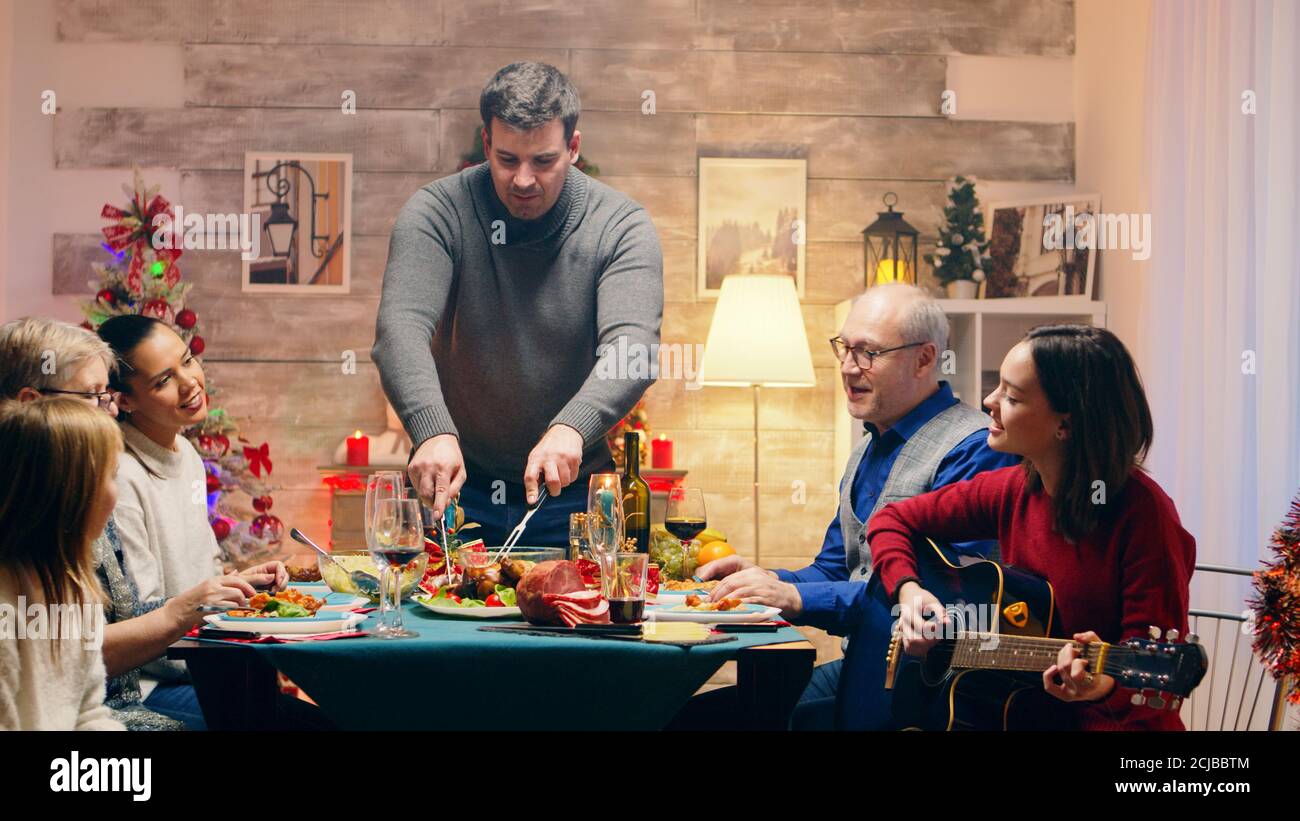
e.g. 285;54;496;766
345;430;369;466
651;434;673;469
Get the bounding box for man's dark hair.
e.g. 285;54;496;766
479;62;580;142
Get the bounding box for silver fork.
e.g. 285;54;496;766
491;486;549;564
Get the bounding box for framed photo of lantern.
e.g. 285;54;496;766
983;194;1100;299
242;151;353;294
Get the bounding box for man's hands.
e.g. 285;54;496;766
409;433;466;519
896;581;948;657
709;565;802;617
695;553;755;580
524;424;584;504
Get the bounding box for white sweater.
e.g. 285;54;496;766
114;423;223;605
0;568;124;731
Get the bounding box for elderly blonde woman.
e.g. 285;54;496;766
0;317;263;730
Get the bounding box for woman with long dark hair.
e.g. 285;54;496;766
98;315;286;729
867;325;1195;730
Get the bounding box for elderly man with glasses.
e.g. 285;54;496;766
693;284;1019;730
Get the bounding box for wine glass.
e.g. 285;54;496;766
365;472;406;631
370;497;422;640
586;473;624;581
665;487;707;581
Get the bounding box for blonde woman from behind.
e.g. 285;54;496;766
0;399;125;730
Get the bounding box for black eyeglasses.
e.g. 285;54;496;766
829;338;926;371
37;388;116;408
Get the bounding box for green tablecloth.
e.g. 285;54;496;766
248;603;806;730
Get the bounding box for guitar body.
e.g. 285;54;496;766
888;539;1079;731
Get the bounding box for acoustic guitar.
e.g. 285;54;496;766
882;538;1208;730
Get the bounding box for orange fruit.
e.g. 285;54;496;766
696;541;736;567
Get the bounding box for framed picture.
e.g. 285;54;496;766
242;151;352;294
983;194;1100;299
697;157;806;299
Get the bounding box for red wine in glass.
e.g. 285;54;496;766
608;598;646;624
374;546;424;568
664;517;707;543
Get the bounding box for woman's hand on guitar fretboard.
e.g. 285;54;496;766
1043;630;1118;703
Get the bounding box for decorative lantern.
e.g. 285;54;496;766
861;192;920;288
263;200;297;259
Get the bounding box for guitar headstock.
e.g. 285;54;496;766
1107;626;1209;710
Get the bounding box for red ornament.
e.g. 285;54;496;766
205;473;220;494
211;518;231;540
141;298;174;323
189;335;206;356
252;495;273;513
176;308;197;329
80;321;94;331
96;289;116;305
250;513;284;544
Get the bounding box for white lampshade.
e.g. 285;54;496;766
700;275;816;388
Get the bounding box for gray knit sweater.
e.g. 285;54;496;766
372;163;664;480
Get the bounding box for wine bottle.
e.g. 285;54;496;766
620;430;652;554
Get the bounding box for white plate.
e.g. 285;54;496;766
202;612;367;635
318;595;368;612
644;604;781;624
412;596;521;619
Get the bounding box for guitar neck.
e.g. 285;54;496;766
951;632;1108;675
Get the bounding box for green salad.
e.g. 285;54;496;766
418;584;516;609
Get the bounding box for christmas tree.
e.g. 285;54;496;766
1250;489;1300;704
924;176;991;288
607;398;650;470
80;170;283;568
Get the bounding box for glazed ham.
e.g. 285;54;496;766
516;561;609;626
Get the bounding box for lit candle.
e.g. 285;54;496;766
345;430;369;466
651;434;674;469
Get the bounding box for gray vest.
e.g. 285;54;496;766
840;401;993;589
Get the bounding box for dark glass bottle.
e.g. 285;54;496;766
620;430;651;554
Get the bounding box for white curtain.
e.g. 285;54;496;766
1144;0;1300;615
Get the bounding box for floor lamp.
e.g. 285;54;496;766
700;275;816;565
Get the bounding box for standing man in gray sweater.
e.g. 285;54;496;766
372;62;663;547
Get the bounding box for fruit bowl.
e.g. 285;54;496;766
318;550;429;603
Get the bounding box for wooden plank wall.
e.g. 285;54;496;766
51;0;1074;586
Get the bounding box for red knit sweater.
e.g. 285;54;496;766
867;465;1196;731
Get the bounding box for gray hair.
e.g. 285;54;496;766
854;284;949;352
0;317;115;399
480;62;581;141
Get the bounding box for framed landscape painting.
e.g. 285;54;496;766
697;157;807;299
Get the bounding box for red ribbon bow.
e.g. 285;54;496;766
243;442;273;478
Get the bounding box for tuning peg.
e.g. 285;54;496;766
1186;633;1199;645
1146;694;1167;710
1170;697;1182;711
1131;693;1145;706
1148;625;1162;639
1167;628;1179;642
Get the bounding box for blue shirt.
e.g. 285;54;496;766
774;382;1019;635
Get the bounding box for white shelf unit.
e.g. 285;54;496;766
833;297;1108;474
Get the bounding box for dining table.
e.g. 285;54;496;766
167;586;816;731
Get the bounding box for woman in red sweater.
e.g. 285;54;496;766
866;325;1195;730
